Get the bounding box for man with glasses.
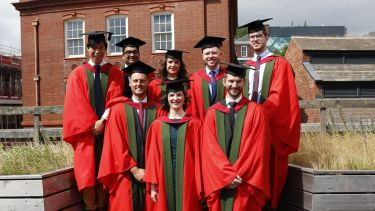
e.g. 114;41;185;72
115;37;146;97
240;18;301;210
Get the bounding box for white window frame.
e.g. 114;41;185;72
151;12;174;52
106;15;128;55
240;46;248;57
64;19;85;58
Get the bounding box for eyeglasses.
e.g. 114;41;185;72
249;33;264;40
124;50;139;56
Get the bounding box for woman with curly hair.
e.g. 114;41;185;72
149;50;190;116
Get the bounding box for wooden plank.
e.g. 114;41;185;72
61;202;85;211
286;168;314;193
44;187;82;211
0;198;44;211
313;175;375;193
312;194;375;211
0;179;43;197
0;167;74;197
42;169;76;196
0;128;62;138
298;98;375;109
281;186;312;210
288;164;375;175
278;202;307;211
0;106;63;115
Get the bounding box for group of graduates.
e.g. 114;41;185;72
63;18;301;211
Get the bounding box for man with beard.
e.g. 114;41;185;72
115;37;146;97
240;18;301;210
63;31;124;211
98;61;157;211
189;36;227;120
200;63;271;211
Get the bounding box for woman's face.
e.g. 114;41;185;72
166;58;181;78
167;91;185;110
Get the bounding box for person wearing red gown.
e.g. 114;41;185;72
240;18;301;210
63;31;124;210
115;36;147;98
189;36;227;120
201;63;271;211
144;79;203;211
149;50;190;116
98;61;157;211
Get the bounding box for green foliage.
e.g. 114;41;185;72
235;27;248;38
0;141;73;175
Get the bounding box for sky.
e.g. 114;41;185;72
0;0;374;52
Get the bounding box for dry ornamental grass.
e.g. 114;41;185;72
289;132;375;170
0;141;73;175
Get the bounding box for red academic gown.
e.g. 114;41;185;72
201;98;270;211
63;62;124;191
189;66;227;120
245;56;301;209
148;79;168;117
98;100;157;211
144;114;203;211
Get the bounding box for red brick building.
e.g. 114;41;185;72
0;45;22;129
285;37;375;123
13;0;238;127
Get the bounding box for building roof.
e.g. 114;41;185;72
293;37;375;51
304;62;375;82
270;26;346;37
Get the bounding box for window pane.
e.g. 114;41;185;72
153;14;173;52
107;16;127;54
65;20;84;56
324;85;358;97
166;15;171;23
160;23;165;32
160;15;165;23
166;23;171;32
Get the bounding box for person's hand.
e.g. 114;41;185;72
225;175;242;189
151;184;158;203
91;119;105;135
130;166;145;182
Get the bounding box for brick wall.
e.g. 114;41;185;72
285;39;321;123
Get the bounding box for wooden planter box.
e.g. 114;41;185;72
279;164;375;211
0;167;83;211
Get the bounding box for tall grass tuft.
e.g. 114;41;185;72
289;132;375;170
0;141;73;175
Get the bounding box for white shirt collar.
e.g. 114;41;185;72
88;59;107;67
225;95;242;105
132;96;148;104
253;49;272;60
205;64;220;75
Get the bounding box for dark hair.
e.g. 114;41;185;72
160;89;190;112
86;40;108;50
158;57;189;81
122;46;140;55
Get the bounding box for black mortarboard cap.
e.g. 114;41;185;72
80;31;113;46
162;79;191;93
239;18;273;33
223;62;247;78
115;36;146;49
123;61;155;75
165;49;189;60
194;36;226;49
